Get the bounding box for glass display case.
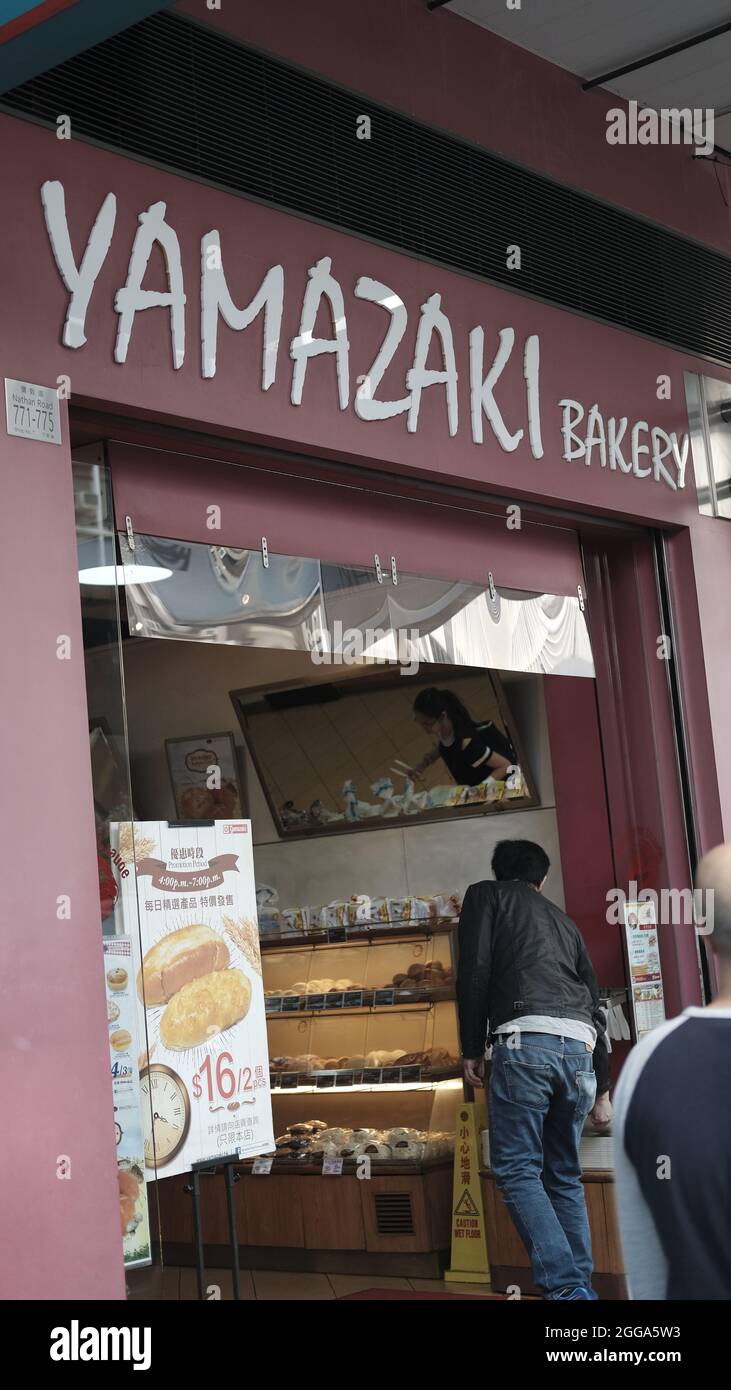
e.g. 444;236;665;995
243;898;464;1170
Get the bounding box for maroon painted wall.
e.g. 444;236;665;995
0;413;126;1301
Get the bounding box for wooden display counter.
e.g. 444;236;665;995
481;1167;626;1299
154;1160;453;1278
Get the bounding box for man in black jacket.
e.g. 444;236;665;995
457;839;612;1301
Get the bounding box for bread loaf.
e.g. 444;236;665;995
137;924;230;1006
160;968;251;1049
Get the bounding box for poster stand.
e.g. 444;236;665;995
185;1154;242;1301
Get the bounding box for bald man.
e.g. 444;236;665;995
613;845;731;1299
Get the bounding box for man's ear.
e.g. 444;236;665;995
538;875;547;893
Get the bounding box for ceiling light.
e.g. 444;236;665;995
78;563;172;586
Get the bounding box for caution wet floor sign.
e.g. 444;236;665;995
444;1103;490;1284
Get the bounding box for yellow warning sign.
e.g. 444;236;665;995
454;1188;480;1218
444;1102;490;1284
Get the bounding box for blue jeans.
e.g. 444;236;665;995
488;1032;597;1297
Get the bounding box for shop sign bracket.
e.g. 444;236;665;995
374;553;383;584
261;536;269;569
390;555;399;586
125;515;135;552
577;584;585;612
487;571;496;602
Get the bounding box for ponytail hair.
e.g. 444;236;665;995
413;687;475;739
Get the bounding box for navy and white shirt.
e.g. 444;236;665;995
613;1008;731;1300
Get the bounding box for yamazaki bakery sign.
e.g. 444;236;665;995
41;179;689;493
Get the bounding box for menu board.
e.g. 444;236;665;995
623;900;667;1039
103;936;151;1269
111;820;274;1181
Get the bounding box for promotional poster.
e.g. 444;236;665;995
622;900;667;1039
103;936;151;1268
112;819;274;1180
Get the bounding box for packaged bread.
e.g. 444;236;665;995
326;900;349;930
137;924;230;1006
362;1142;392;1159
407;896;438;921
159;968;251;1049
434;892;462;919
281;907;309;934
347;894;372;925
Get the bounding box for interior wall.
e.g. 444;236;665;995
83;638;566;911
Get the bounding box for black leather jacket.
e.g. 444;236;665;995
456;879;609;1093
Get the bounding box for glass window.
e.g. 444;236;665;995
685;370;731;520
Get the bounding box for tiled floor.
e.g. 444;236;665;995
127;1265;496;1301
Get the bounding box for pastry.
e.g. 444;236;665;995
407;963;426;980
423;1046;453;1070
137;924;230;1006
287;1136;311;1152
310;1141;338;1157
307;1120;327;1131
387;1127;415;1145
179;785;215;819
319;1127;347;1145
107;1000;120;1023
160;968;251;1049
338;1142;364;1159
107;968;128;992
363;1142;392;1158
390;1141;424;1161
110;1029;131;1053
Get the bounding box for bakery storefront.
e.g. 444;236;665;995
3;110;728;1301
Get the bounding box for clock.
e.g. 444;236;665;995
139;1064;191;1169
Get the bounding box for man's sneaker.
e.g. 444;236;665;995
547;1285;595;1300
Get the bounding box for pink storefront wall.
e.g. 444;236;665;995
0;4;729;1299
0;410;126;1301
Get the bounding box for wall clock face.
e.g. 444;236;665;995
139;1064;191;1169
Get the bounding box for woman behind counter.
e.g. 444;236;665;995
411;687;516;787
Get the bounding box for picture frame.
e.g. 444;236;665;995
165;731;244;821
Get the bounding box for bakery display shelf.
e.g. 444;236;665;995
270;1066;462;1091
265;985;454;1016
259;917;458;950
237;1154;452;1175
